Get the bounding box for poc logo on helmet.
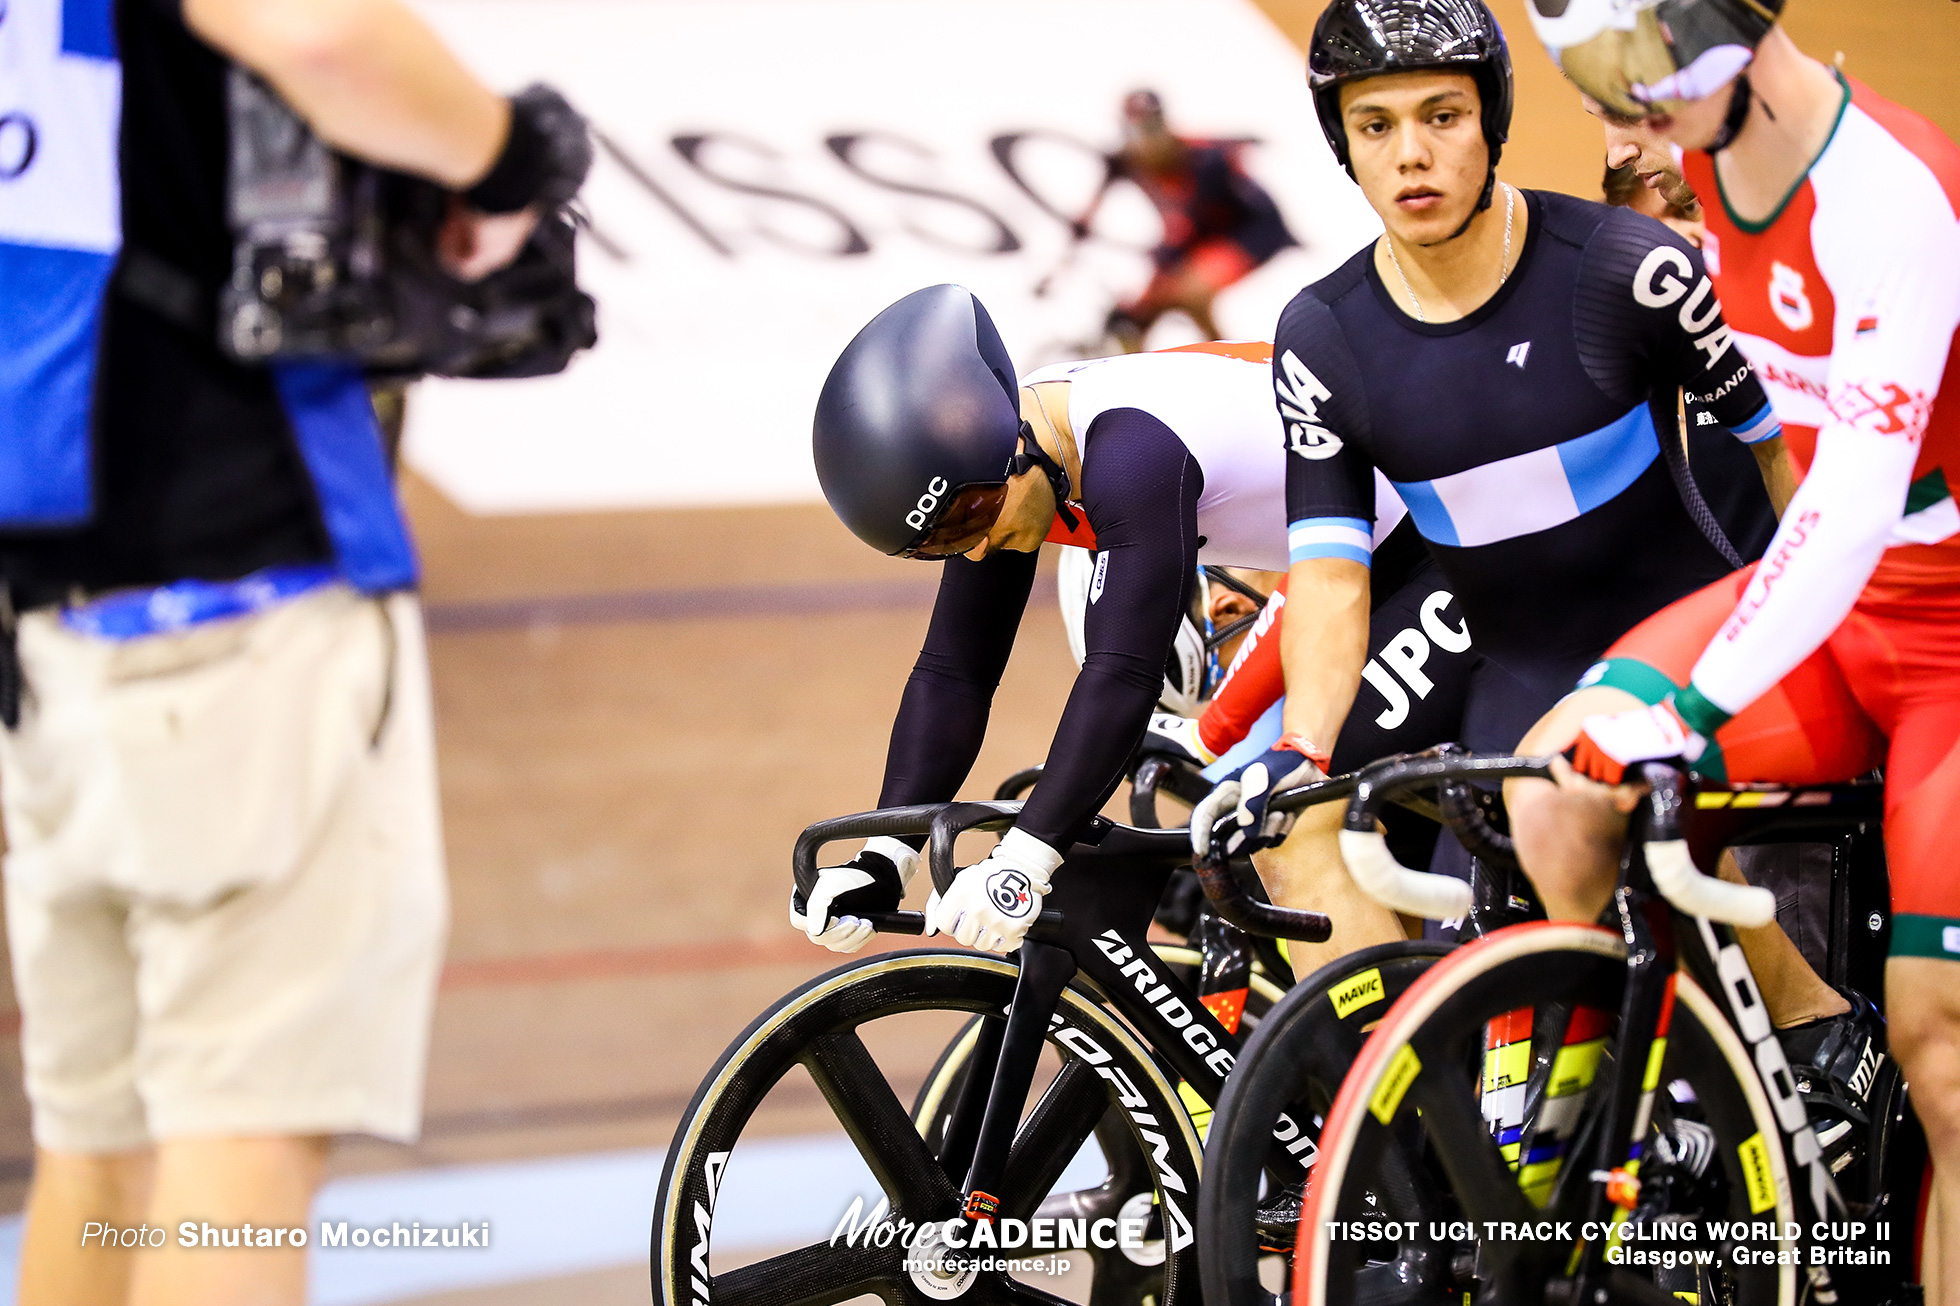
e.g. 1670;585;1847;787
905;476;950;531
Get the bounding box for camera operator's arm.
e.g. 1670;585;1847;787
186;0;591;278
185;0;507;187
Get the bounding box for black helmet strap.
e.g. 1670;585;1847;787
1707;74;1756;154
1008;420;1080;531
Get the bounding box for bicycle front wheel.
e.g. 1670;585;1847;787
653;948;1205;1306
1295;922;1800;1306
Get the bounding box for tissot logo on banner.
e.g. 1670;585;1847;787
403;0;1376;513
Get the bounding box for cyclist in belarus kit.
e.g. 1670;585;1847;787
793;285;1480;964
1522;0;1960;1279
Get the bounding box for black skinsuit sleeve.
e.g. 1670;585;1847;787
1573;207;1774;433
1015;409;1203;851
877;550;1038;810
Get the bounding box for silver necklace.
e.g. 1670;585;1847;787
1385;182;1514;323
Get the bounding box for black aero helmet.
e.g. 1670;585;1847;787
815;285;1032;558
1309;0;1514;210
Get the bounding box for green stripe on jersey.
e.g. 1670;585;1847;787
1579;658;1677;706
1890;914;1960;961
1899;468;1960;546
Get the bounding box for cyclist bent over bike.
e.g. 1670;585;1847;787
796;291;1479;962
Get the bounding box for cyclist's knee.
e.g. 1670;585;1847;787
1505;760;1639;922
1885;960;1960;1154
1252;801;1346;904
1519;686;1645;755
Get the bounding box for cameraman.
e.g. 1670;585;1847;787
0;1;587;1303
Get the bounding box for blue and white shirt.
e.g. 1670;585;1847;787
1278;190;1781;694
0;0;416;605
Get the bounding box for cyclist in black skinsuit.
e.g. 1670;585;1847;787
1209;0;1792;868
1211;0;1873;1130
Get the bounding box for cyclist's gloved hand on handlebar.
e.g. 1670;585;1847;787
1570;693;1723;785
924;828;1064;953
791;836;919;954
1191;735;1328;858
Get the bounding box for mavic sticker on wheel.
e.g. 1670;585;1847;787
1371;1044;1422;1124
1330;968;1385;1019
1737;1132;1777;1214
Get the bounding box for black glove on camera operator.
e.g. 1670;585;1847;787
218;72;598;379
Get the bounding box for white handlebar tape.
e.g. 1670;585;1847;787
1645;839;1776;928
1337;828;1474;922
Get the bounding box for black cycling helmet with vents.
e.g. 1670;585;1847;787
1309;0;1514;215
813;284;1072;558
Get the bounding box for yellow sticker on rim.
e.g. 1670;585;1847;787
1737;1132;1776;1213
1331;968;1385;1019
1370;1044;1422;1124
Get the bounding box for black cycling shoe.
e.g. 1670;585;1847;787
1254;1180;1306;1255
1776;988;1889;1179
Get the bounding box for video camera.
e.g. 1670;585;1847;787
221;70;596;380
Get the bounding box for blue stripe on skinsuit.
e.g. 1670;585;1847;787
62;0;118;59
1732;401;1779;443
1388;477;1458;547
1557;405;1659;512
0;244;115;526
1290;540;1371;566
272;362;419;592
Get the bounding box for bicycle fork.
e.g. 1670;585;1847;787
956;940;1079;1220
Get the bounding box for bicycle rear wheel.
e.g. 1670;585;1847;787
1294;922;1799;1306
653;949;1205;1306
1197;940;1452;1306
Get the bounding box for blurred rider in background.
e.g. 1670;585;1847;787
1073;91;1298;352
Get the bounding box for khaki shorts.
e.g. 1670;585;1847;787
0;585;447;1152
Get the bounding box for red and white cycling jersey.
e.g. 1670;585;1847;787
1028;341;1405;572
1678;75;1960;714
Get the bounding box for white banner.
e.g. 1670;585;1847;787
405;0;1380;513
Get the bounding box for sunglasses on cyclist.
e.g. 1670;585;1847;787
901;422;1080;560
899;482;1012;559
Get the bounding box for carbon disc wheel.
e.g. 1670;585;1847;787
652;949;1206;1306
1197;940;1452;1306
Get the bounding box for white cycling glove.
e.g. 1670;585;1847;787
791;836;919;954
924;828;1065;954
1142;712;1218;766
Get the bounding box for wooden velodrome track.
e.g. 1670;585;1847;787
0;3;1951;1303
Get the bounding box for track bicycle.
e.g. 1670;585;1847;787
1289;752;1924;1306
650;795;1334;1306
